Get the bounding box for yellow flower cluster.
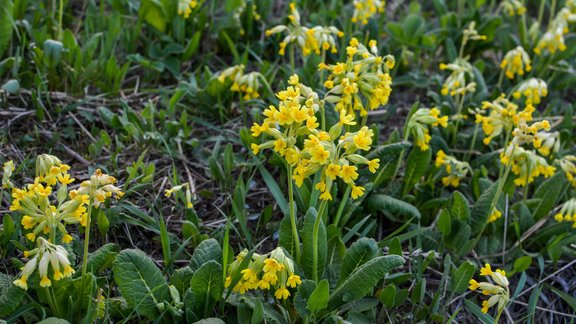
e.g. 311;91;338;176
406;107;449;151
321;38;394;116
554;198;576;228
177;0;200;19
435;150;471;187
500;46;531;79
439;59;476;97
265;3;343;56
351;0;385;25
533;131;560;157
225;247;301;300
501;0;527;16
217;65;263;100
512;78;548;105
501;146;556;187
13;237;75;290
534;5;576;55
2;160;15;188
474;95;534;145
69;169;124;209
469;264;509;314
11;157;123;243
233;2;261;36
558;155;576;188
251;76;380;201
164;182;194;208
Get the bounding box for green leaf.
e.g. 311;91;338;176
0;0;13;57
189;260;223;318
193;318;226;324
470;180;500;235
302;208;327;281
379;284;396;308
307;279;329;312
191;238;222;271
328;255;405;309
411;278;426;304
464;299;494;324
449;261;474;293
339;238;379;284
547;284;576;311
438;209;451;237
139;0;167;32
449;191;470;221
112;249;171;320
258;164;288;216
0;272;25;317
402;148;432;196
171;266;194;295
294;280;316;317
513;256;532;273
368;194;421;219
532;172;567;219
80;243;119;276
278;215;297;258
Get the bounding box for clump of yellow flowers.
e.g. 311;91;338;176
406;107;449;151
554;198;576;228
474;95;534;145
500;46;531;79
512;78;548;105
435;150;471;187
500;0;527;17
351;0;385;25
9;154;123;291
177;0;201;19
558;155;576;188
534;3;576;55
251;75;380;201
225;247;301;300
499;119;556;187
265;3;343;57
217;65;264;100
469;264;510;317
321;38;394;117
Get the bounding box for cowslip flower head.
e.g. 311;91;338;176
554;198;576;228
69;169;123;209
469;263;509;315
558;155;576;188
217;65;264;100
500;46;532;79
439;58;475;97
435;150;471;187
13;237;74;290
2;160;15;189
177;0;200;19
474;95;535;145
501;0;527;16
406;107;449;151
351;0;385;25
323;39;394;116
534;7;576;55
165;182;194;209
513;78;548;105
226;247;301;300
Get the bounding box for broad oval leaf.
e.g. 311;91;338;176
402;147;431;196
328;255;405;309
191;238;222;271
470;180;500;235
0;0;13;57
339;238;379;284
449;261;474;293
189;260;223;318
368;194;421;219
112;249;171;320
449;191;470;221
302;208;327;281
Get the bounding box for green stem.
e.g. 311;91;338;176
319;49;326;83
537;0;546;28
496;69;505;91
58;0;64;40
289;45;295;74
312;200;328;283
287;166;301;264
320;102;326;131
465;123;479;162
387;132;410;191
333;186;351;227
452;93;466;145
80;192;95;308
494;307;504;324
550;0;557;26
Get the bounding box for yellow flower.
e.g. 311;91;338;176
469;279;480;290
367;159;380;173
310;146;330;165
320;191;332;201
340;165;358;184
351;185;365;199
353;127;373;150
286;274;302;288
326;164;341;180
274;286;291;300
